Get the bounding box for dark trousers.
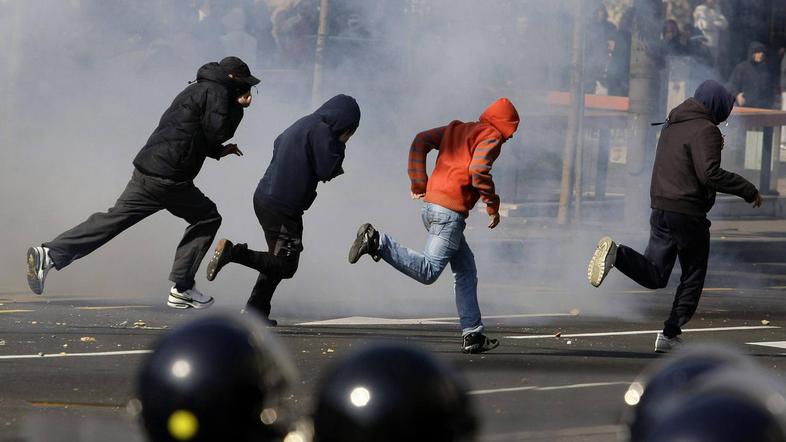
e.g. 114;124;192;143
44;169;222;289
615;209;711;338
230;201;302;317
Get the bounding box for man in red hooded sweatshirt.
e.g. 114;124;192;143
348;98;520;353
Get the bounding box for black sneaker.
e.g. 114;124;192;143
462;332;499;354
348;223;380;264
206;238;234;282
240;307;278;326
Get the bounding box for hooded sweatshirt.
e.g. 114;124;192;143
650;80;757;216
255;94;361;217
408;98;520;217
727;41;774;109
133;62;244;181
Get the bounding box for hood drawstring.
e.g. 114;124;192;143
651;119;669;128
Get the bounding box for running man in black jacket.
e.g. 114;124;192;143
205;94;360;324
26;56;259;309
586;80;762;352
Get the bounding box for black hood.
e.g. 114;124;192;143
196;62;232;86
748;41;766;60
314;94;361;136
688;80;735;125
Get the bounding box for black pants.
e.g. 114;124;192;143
230;201;303;317
615;209;711;338
44;169;221;289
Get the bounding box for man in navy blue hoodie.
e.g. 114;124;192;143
206;94;360;324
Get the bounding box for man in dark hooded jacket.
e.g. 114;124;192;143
587;80;762;353
728;41;775;109
27;56;259;309
205;94;360;324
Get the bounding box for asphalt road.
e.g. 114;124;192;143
2;279;786;442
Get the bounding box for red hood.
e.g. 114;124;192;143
479;98;520;140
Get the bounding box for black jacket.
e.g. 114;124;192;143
255;94;360;217
727;42;774;109
133;62;244;181
651;81;757;216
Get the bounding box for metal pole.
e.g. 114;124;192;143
311;0;330;108
624;0;663;224
760;127;774;194
557;0;586;224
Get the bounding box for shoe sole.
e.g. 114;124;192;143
348;223;371;264
206;239;232;282
167;294;214;310
26;247;44;295
588;237;616;287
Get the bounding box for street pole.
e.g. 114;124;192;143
624;0;663;225
311;0;330;108
557;0;586;224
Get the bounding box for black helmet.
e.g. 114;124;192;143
624;344;757;441
639;369;786;442
313;343;476;442
137;313;296;442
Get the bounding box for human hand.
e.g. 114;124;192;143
752;192;763;208
410;192;425;200
220;143;244;158
488;212;500;229
736;93;746;106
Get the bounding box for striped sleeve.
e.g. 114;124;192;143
469;136;502;215
408;126;446;194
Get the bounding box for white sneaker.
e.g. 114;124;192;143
167;286;214;309
27;246;54;295
655;332;682;353
588;236;617;287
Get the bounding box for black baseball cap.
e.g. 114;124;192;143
219;56;260;87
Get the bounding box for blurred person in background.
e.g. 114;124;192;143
728;42;775;109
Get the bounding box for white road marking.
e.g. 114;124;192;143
505;325;779;339
75;306;152;310
470;381;630;396
747;341;786;349
298;313;573;326
0;350;152;360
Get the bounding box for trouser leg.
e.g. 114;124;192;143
242;204;302;316
614;209;678;289
663;213;711;337
449;235;482;335
160;181;222;289
44;171;161;269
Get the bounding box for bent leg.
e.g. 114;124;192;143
44;172;161;269
614;210;678;289
163;183;222;289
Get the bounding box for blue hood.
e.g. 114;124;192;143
693;80;735;125
314;94;361;136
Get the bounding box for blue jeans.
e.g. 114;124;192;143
378;202;483;335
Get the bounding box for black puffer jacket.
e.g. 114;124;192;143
255;94;360;217
651;80;758;216
133;62;244;181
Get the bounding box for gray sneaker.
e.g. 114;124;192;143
654;332;682;353
167;286;214;309
588;236;617;287
27;246;54;295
